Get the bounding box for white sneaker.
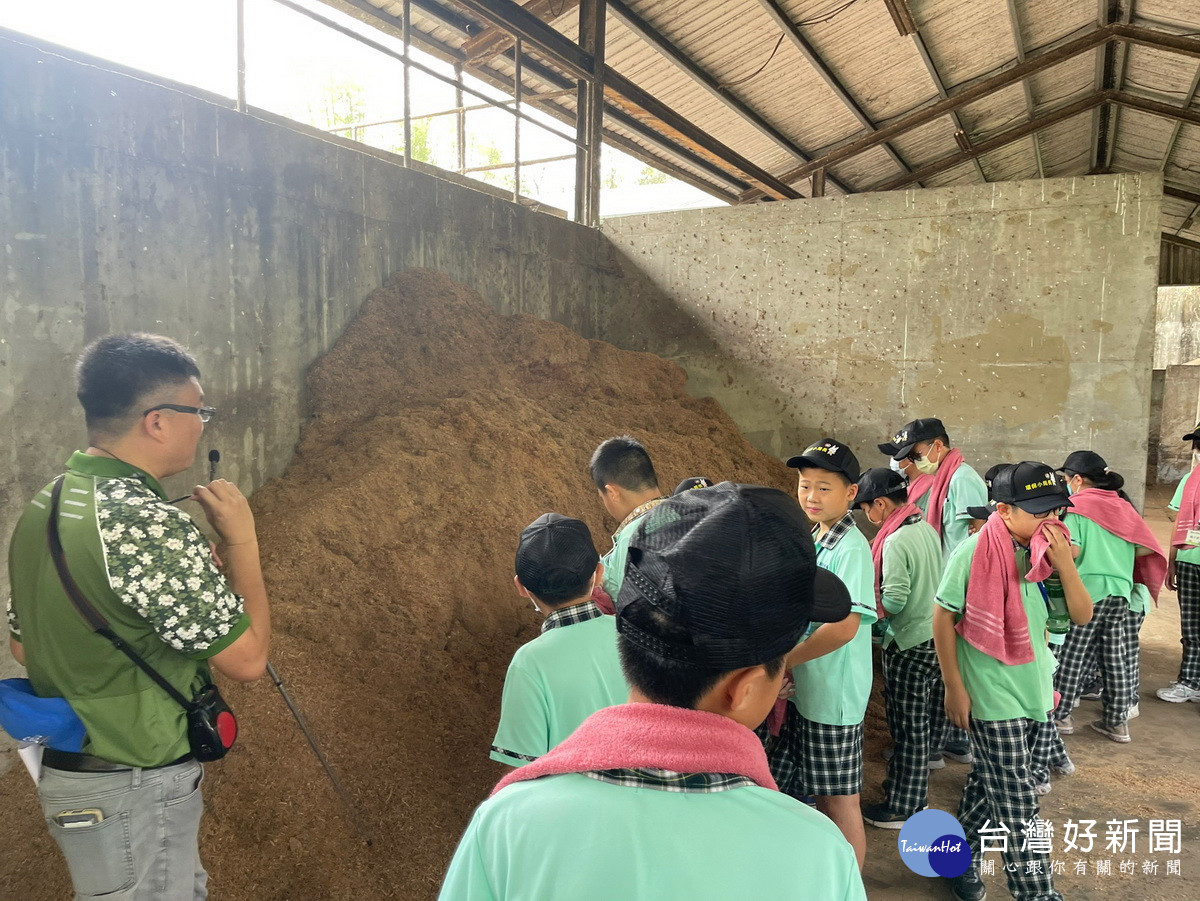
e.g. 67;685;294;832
1155;683;1200;703
1127;703;1139;719
1035;781;1053;795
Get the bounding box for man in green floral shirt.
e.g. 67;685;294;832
7;333;271;900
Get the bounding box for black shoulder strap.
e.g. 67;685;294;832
46;476;193;711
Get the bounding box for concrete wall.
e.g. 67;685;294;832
1158;364;1200;485
0;29;625;768
1155;286;1200;369
601;174;1162;509
0;29;622;591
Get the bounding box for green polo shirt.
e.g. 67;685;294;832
490;604;628;767
880;517;944;651
600;499;665;601
939;464;989;561
792;516;877;726
1169;471;1200;566
439;772;865;901
6;452;248;766
1063;511;1135;605
935;533;1055;722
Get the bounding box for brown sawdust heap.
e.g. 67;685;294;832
0;269;795;900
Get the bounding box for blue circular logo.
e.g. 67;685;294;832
897;809;971;878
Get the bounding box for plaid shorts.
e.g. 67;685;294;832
764;705;863;797
758;704;864;797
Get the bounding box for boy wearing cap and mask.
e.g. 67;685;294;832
854;468;944;829
781;439;876;868
439;484;864;901
933;462;1092;901
883;418;988;562
489;514;627;767
885;418;988;767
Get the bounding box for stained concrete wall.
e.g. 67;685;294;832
1155;286;1200;369
1158;364;1200;485
601;174;1162;509
0;29;626;756
0;30;622;594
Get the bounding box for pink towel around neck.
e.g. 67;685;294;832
492;703;777;796
1172;466;1200;551
955;515;1069;665
924;448;965;538
591;584;615;616
869;502;924;618
1066;488;1167;603
907;472;934;507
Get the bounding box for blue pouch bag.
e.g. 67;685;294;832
0;678;85;751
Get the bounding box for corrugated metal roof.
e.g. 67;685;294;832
329;0;1200;260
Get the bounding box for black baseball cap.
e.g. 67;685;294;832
614;483;852;668
515;513;600;602
1183;422;1200;441
787;438;861;482
965;503;994;520
887;418;947;461
877;440;901;457
674;476;715;495
990;461;1073;515
1059;450;1107;476
855;468;908;507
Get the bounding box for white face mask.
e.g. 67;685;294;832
1193;450;1200;469
888;457;903;474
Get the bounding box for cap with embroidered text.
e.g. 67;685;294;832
787;438;861;482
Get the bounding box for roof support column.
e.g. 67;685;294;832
575;0;606;226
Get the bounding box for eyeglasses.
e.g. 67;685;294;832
143;403;216;423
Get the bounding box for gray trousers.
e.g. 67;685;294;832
37;759;207;901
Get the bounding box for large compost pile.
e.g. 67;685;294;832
0;269;796;900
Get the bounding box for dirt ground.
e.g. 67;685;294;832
0;268;1195;900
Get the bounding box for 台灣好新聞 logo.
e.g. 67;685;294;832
898;809;972;877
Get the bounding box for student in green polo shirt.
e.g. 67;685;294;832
854;468;944;829
589;436;666;602
782;439;876;870
933;462;1092;901
439;483;863;901
490;513;627;766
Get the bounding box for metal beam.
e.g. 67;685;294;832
441;0;801;198
743;23;1200;202
1160;64;1200;174
447;0;592;80
1165;184;1200;205
908;26;989;183
461;0;579;63
607;0;849;194
575;0;605;225
322;0;750;200
754;0;916;183
601;67;802;199
1114;89;1200;128
740;25;1115;201
1091;1;1132;173
1112;22;1200;59
1161;231;1200;252
1005;0;1043;178
869;93;1107;192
